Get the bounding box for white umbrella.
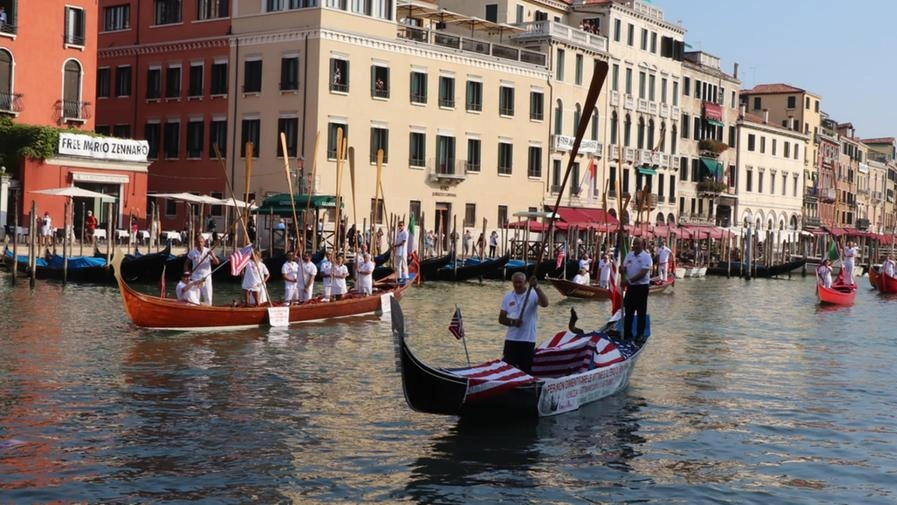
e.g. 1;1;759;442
32;186;117;201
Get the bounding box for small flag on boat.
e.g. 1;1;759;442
556;242;566;270
448;306;465;340
230;244;254;276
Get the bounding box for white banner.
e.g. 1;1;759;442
58;133;149;163
553;134;599;154
537;362;631;416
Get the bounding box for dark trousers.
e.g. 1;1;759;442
502;340;536;374
623;284;649;341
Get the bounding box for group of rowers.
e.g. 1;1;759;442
815;240;859;288
569;239;674;287
174;234;379;306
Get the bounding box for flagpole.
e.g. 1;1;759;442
456;304;471;366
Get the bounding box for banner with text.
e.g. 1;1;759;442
58;133;150;163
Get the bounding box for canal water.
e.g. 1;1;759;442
1;273;896;504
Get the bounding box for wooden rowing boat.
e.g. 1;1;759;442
869;267;897;293
546;276;674;300
391;298;647;418
816;280;856;305
112;253;411;330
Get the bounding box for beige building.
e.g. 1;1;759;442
862;137;897;233
733;113;807;244
229;0;551;246
679;51;740;227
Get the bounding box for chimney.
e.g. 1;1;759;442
763;109;769;124
733;62;739;79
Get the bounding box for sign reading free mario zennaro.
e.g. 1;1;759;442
58;133;150;163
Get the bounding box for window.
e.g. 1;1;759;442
466;138;481;172
683;77;690;96
208;119;227;157
277;117;299;157
154;0;182;25
625;68;632;95
611;64;619;92
466;80;482;111
650;32;657;53
409;132;426;167
188;63;203;97
104;4;130;31
640;28;647;50
439;76;455;108
770;173;776;194
326;122;348;159
760;136;766;154
116;66;132;97
96;125;111;136
330;58;349;92
527;146;542;178
498;205;508;227
681;113;689;138
97;68;111;98
746;169;753;191
371;66;389;98
552;159;562;191
554;101;562;135
590;109;599;140
145;123;161;159
753;96;761;110
648;74;656;101
787;95;796;108
186;120;204;158
638;71;645;99
499;86;514;116
409;201;422;226
146;68;162;99
794;143;799;160
610;112;618;144
113;124;131;138
574;54;583;85
626;23;634;46
165;66;181;98
782;173;787;196
210;61;228;95
370;127;389;163
669;175;675;201
758;172;764;193
772;139;777;156
281;57;299;91
498;142;513;175
530;91;544;121
485;4;498;22
370;198;385;224
65;7;86;46
164;121;180;159
672;81;679;106
613;19;621;42
197;0;228;20
747;134;756;151
243;60;262;93
436;135;456;174
464;204;476;227
728;126;736;148
241;118;261;157
410;71;427;104
555;49;564;81
165;198;177;216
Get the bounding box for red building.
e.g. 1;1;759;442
0;0;149;236
96;0;230;230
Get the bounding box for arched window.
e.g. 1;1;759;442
637;117;645;148
670;124;677;155
667;213;675;225
610;111;618;145
656;212;665;225
0;49;12;111
647;119;656;150
63;59;82;118
623;114;631;147
572;103;581;135
590;107;599;141
553;99;563;135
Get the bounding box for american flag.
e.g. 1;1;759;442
533;330;597;377
556;242;566;270
230;244;254;276
446;360;536;402
448;306;464;340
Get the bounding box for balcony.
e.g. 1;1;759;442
624;147;635;163
637;99;648;113
659;153;670;167
660;103;670;118
398;26;547;67
513;20;608;53
0;91;24;115
671;106;681;119
55;99;90;124
610;91;620;106
608;144;619;161
638;149;652;164
624;95;635;110
697;178;728;195
427;158;467;185
804;216;821;227
872;191;883;204
857;218;870;230
671;155;681;170
819;187;836;202
633;193;658;210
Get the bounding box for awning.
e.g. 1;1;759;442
554;206;619;230
706;119;725;128
32;186;117;201
254;193;342;215
638;167;657;176
700;157;723;174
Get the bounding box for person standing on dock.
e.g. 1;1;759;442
187;233;220;305
622;238;652;344
498;272;549;374
843;241;857;286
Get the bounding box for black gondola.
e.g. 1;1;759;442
706;258;806;278
428;253;510;282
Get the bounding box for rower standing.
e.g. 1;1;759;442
498;273;549;374
187;233;220;305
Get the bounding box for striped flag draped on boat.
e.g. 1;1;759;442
448;306;464;340
532;330;634;377
230;244;254;276
447;360;536;401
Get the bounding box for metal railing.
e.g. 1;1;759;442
396;26;547;67
0;91;23;113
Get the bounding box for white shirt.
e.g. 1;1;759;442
282;260;300;284
394;229;409;257
599;259;612;283
188;247;213;281
242;261;269;291
331;263;349;295
883;260;895;277
578;258;590;272
319;259;332;287
623;250;653;286
844;246;857;264
176;280;200;304
501;289;541;343
573;273;590;285
301;261;318;289
658;246;672;265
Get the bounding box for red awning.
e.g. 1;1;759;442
554;206;620;230
703;102;722;121
505;220;553;232
554;207;593;228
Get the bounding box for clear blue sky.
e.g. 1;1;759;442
661;0;896;139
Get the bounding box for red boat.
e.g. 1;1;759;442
816;280;857;305
112;255;411;330
869;267;897;294
546;277;673;300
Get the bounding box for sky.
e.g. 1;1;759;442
659;0;897;139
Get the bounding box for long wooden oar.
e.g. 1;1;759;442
280;132;303;255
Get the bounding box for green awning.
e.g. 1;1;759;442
707;119;725;128
254;193;343;215
700;157;722;174
637;166;657;176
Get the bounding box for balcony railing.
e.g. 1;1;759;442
624;95;635;110
397;25;547;67
660;103;670;118
637;99;648;113
624;147;635;163
0;23;17;35
0;91;24;114
610;91;620;106
55;99;90;123
634;193;658;210
512;20;608;53
427;158;467;184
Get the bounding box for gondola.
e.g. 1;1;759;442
113;254;412;330
428;253;510;282
817;278;857;305
391;298;647;418
4;247;112;283
546;276;674;299
487;258;559;280
868;267;897;293
705;258;806;278
417;253;453;280
111;245;174;283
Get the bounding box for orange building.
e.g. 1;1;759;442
95;0;230;230
0;0;149;237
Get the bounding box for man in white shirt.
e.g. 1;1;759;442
843;241;857;286
175;271;202;304
187;234;220;305
242;253;270;306
657;240;672;281
572;267;590;285
319;251;333;301
598;253;613;288
300;251;318;302
281;250;300;304
882;255;896;278
622;238;653;344
330;253;349;300
394;221;409;282
498;273;549;374
355;252;375;295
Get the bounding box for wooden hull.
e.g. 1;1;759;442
817;282;856;305
115;261;410;330
706;259;806;278
547;277;673;300
869;268;897;293
390;297;645;418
